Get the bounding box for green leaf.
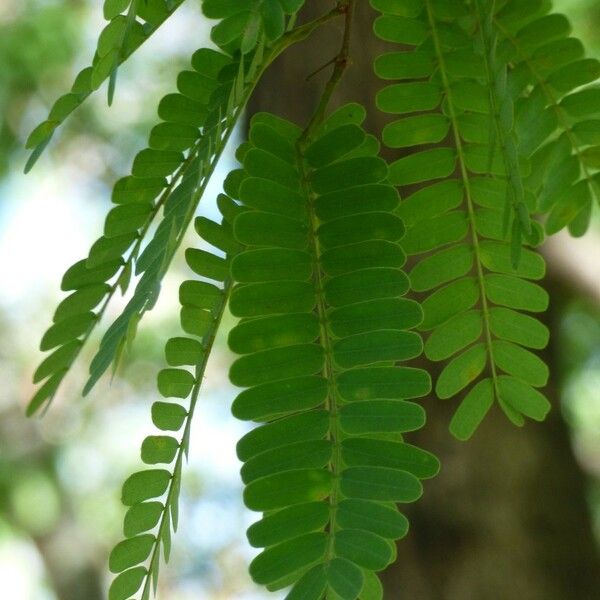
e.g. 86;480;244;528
239;177;305;220
165;337;204;367
186;248;229;281
340;467;422;502
333;330;422;369
250;533;327;585
180;307;213;338
498;376;551;421
157;368;195;398
241;440;332;484
247;502;329;548
243;469;333;512
484;274;549;312
334;529;392;571
424;311;483;362
489;308;549;349
420;277;480;331
315;184;399;222
376;82;441;114
104;203;152;237
383;114;449;148
310;157;388;194
339;400;425;435
228;313;320;355
40;313;96;351
389;148;456;186
305;124;366;167
401;212;468;256
123;502;163;537
234;211;308;250
342;438;439;479
232;376;328;421
321;240;406;276
409;245;474;292
109;534;155;573
231;248;312;282
229;344;324;387
327;558;363;600
122;470;171;506
132;148;184;177
337;367;431;401
152;401;187;431
449;378;495;441
435;344;488;399
492;340;549;387
53;284;110;322
325;268;409;307
109;567;147;600
337;498;409;540
318;213;404;249
237;411;329;461
286;564;328;600
141;436;179;464
360;570;384;600
179;280;222;310
229;281;316;317
374;15;428;45
33;341;81;383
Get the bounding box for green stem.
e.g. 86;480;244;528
35;142;201;414
295;0;356;565
299;0;356;145
424;0;500;399
140;280;233;599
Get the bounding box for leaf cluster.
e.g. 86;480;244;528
21;0;600;598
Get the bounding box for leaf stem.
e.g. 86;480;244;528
139;280;232;599
424;0;501;399
296;0;356;566
299;0;356;146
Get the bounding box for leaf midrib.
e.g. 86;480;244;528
296;143;342;566
424;0;501;400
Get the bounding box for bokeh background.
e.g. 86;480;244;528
0;1;599;599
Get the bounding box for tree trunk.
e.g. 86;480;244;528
248;3;600;598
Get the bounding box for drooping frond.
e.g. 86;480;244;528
29;5;339;414
107;185;238;600
27;46;240;415
372;0;551;439
495;0;600;235
227;108;437;599
25;0;187;171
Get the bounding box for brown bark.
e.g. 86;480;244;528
249;3;600;598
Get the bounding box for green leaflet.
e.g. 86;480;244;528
495;0;600;234
372;0;551;437
228;112;435;599
108;177;236;599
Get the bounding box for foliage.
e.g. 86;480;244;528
20;0;600;598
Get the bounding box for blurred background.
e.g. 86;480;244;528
0;1;599;599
